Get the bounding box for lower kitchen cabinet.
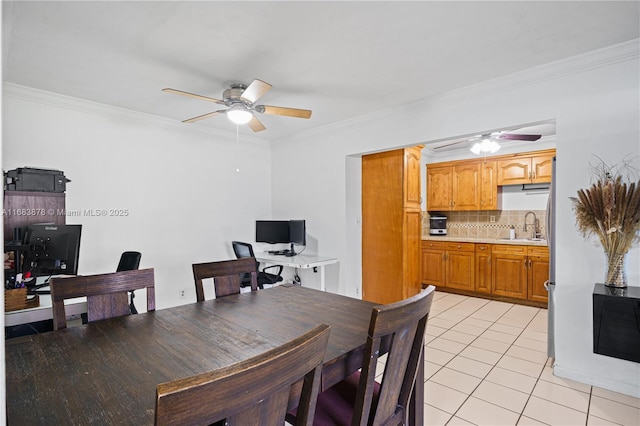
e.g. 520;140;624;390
491;244;528;299
527;246;550;303
421;241;475;291
475;244;491;293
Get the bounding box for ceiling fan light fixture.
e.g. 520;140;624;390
227;108;253;125
471;138;501;155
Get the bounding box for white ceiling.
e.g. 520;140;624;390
3;1;639;141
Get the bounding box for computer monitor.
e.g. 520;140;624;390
289;220;306;246
255;220;290;244
21;224;82;279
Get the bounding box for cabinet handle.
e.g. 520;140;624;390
487;255;491;264
524;259;527;269
532;171;536;179
457;245;461;249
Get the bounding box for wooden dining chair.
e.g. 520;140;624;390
155;323;331;426
192;257;258;302
287;285;435;426
50;268;155;330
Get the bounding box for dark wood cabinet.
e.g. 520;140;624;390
3;191;66;241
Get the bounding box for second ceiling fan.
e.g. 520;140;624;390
163;79;312;132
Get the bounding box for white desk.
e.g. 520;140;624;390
255;253;338;291
4;291;87;327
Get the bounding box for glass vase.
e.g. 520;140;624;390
604;252;627;288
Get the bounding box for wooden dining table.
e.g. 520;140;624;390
5;284;424;425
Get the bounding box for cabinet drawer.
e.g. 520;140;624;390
446;242;475;252
476;244;490;253
491;244;527;255
422;240;447;250
527;246;549;257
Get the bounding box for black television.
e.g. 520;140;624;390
21;224;82;280
255;220;306;256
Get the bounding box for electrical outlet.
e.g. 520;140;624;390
490;215;496;223
179;289;186;299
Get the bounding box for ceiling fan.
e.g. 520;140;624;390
433;131;542;151
162;79;312;132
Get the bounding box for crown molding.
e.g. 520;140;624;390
2;83;267;144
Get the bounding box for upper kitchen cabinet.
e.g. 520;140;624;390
497;149;555;185
426;160;500;211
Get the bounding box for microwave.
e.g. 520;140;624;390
429;215;447;235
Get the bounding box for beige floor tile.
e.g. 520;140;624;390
519;328;547;343
425;347;456;366
489;322;525;336
538;366;592;393
439;329;477;345
430;317;459;330
459;317;493;330
447;416;476;425
589;395;640;426
522;396;587;425
513;336;548;353
591;386;640;409
430;367;483;394
424;361;443;380
472;380;530;413
587;414;624;425
517;416;548;425
427;324;449;337
424;380;469;414
481;329;518;345
459;345;503;365
471;336;511;354
485;367;538;394
423;403;452;426
496;355;545;378
456;396;520;425
451;322;486;337
436;311;468;323
532;380;591;413
505;345;549;364
427;336;467;354
447;355;494;379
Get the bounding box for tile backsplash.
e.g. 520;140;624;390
422;210;547;239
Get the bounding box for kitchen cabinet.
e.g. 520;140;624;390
527;246;550;303
491;244;528;299
427;160;501;211
362;146;423;304
475;243;491;293
497;150;555;185
421;241;475;291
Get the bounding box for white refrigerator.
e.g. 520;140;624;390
545;156;556;358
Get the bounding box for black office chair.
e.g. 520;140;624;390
117;251;142;314
231;241;283;289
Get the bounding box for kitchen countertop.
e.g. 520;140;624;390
423;235;548;247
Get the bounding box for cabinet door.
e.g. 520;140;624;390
452;163;481;210
445;243;475;291
426;166;452;211
527;247;549;303
475;244;491;293
491;245;527;299
531;154;554;184
480;161;500;210
422;248;445;288
497;158;531;185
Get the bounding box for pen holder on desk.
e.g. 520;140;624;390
4;287;39;312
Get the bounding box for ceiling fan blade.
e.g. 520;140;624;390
497;133;541;141
182;110;226;123
240;79;272;103
162;88;225;105
262;105;312;119
247;115;266;132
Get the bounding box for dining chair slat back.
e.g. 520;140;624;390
155;323;331;426
50;268;155;330
192;257;258;301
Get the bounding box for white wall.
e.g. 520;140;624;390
2;85;272;309
271;40;640;397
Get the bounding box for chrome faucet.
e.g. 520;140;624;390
523;211;540;239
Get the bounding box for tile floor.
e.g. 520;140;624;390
398;291;640;426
